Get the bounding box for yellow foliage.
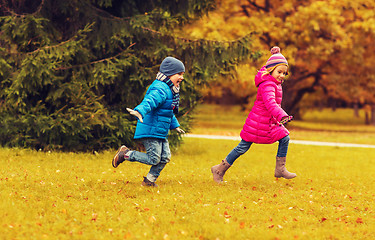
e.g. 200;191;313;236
181;0;375;107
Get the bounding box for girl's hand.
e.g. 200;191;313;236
279;115;293;125
174;127;185;134
126;108;143;123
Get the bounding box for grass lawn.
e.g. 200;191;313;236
190;104;375;145
1;104;375;239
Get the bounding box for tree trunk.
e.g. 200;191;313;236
364;104;371;125
371;104;375;126
353;102;359;118
329;98;337;111
365;112;370;125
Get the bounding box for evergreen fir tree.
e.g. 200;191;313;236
0;0;260;151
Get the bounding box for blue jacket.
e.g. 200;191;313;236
133;80;180;139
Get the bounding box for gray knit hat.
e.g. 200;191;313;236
159;57;185;76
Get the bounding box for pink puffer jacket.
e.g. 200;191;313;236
240;66;289;144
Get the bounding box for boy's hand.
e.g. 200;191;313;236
126;108;143;123
175;127;185;134
279;115;293;126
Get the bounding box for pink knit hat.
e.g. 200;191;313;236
265;46;288;73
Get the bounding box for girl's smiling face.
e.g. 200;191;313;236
271;65;288;82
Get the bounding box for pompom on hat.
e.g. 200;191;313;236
265;46;288;73
159;56;185;76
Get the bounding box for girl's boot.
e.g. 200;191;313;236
274;156;296;179
211;159;231;183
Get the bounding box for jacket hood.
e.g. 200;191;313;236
254;66;281;87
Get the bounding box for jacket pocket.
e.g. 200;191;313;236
155;116;171;135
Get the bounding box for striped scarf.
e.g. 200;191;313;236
156;72;180;114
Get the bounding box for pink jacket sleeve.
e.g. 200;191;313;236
260;82;288;122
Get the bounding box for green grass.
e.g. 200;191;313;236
1;104;375;239
1;138;375;239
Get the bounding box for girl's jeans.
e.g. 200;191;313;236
226;135;290;165
128;138;171;182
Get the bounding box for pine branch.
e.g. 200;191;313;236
27;23;95;55
27;37;75;54
140;26;256;45
82;1;131;21
54;43;136;71
83;1;255;45
0;0;45;17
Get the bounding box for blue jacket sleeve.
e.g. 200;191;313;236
134;88;168;118
170;114;180;130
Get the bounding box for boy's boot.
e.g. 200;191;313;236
211;159;231;183
112;145;130;168
274;156;296;179
141;177;158;187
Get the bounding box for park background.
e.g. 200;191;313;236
1;0;375;239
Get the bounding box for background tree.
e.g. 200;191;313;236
0;0;260;151
183;0;375;123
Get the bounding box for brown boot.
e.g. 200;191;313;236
141;177;158;187
274;156;296;179
211;159;231;183
112;145;130;168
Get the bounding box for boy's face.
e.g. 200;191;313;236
169;72;184;88
271;65;288;82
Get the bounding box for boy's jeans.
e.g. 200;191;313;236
129;138;171;182
226;135;290;165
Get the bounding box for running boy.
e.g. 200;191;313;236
112;56;185;187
